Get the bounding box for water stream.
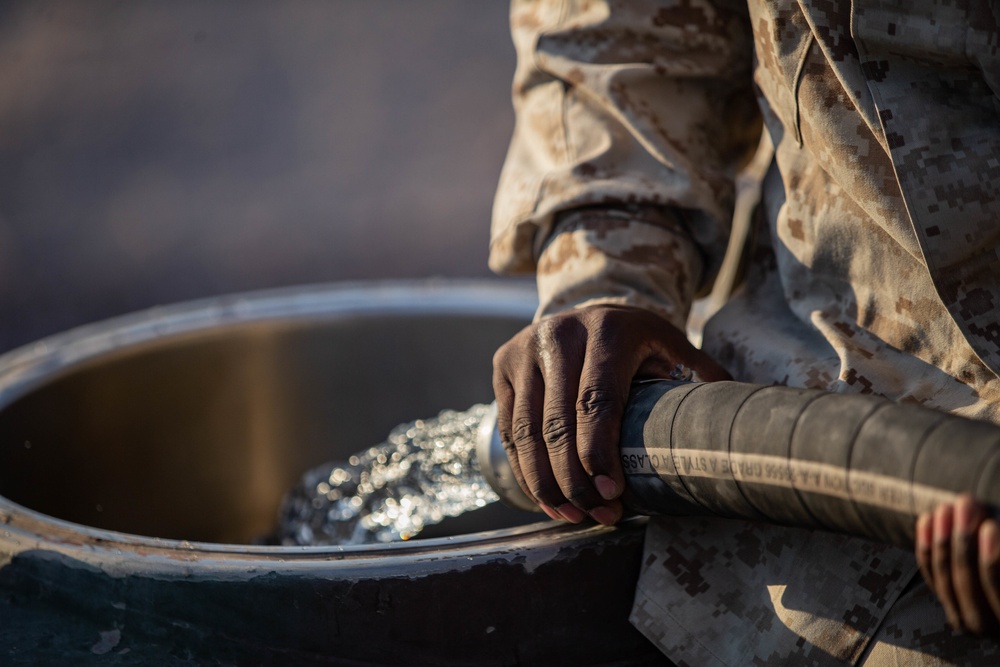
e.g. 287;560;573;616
276;404;499;546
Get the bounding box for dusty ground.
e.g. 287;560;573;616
0;0;515;352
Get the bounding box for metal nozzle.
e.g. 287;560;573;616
476;403;540;513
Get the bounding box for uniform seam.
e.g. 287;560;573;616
791;33;816;148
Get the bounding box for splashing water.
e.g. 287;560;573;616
277;404;500;546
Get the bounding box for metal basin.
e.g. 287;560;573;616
0;281;662;665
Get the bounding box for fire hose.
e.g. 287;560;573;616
477;380;1000;548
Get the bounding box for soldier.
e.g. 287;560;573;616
490;1;1000;663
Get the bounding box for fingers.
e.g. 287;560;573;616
510;367;573;516
494;329;588;524
492;369;534;504
932;502;961;629
917;511;934;591
917;496;1000;636
573;378;625;524
575;337;630;517
951;496;993;634
538;326;603;522
979;519;1000;632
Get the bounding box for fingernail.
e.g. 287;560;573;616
594;475;619;501
954;496;974;535
589;506;618;526
557;503;586;523
539;503;563;522
916;513;933;550
981;521;1000;562
934;504;954;544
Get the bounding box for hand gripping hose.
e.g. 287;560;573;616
478;381;1000;548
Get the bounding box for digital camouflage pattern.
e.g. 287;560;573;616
491;0;1000;664
633;518;910;665
633;516;1000;666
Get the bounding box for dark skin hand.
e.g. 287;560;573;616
917;495;1000;636
491;303;731;525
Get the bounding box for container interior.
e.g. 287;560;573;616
0;312;539;543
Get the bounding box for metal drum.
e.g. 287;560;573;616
0;281;662;666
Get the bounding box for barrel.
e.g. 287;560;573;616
0;281;667;666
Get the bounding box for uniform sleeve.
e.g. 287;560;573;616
490;0;760;328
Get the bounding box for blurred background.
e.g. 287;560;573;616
0;0;515;353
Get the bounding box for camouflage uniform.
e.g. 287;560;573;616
491;0;1000;664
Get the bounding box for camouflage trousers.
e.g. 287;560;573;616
858;577;1000;666
631;517;1000;666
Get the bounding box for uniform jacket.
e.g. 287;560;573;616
490;0;1000;663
